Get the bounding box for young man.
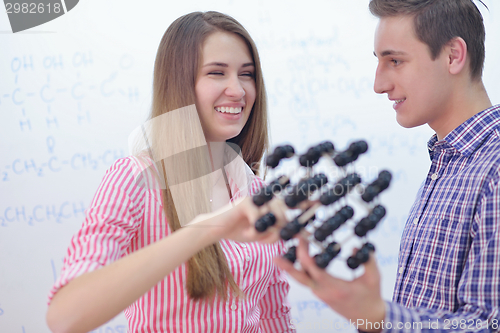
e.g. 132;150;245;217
275;1;500;332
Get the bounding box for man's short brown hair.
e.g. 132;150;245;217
369;0;486;80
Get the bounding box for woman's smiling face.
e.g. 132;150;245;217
195;31;256;143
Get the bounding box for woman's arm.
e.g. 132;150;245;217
47;219;212;333
46;196;276;333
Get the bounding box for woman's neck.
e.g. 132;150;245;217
206;141;233;207
207;142;226;172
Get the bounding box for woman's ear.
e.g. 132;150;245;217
447;37;468;75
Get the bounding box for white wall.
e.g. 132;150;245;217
1;0;499;332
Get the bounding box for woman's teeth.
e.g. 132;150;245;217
215;107;242;114
395;99;406;104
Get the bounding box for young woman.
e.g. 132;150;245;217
46;11;294;333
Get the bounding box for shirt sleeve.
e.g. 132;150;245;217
258;241;295;333
47;157;149;303
382;177;500;333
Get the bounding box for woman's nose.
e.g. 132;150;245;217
225;75;245;99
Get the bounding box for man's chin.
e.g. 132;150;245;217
396;116;425;129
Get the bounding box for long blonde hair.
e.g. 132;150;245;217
149;11;269;300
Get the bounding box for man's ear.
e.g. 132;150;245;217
447;37;468;75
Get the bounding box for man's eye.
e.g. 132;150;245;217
391;59;401;66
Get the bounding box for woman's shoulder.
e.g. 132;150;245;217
248;172;265;195
106;154;154;174
103;154;164;191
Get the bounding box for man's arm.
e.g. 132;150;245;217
275;177;500;333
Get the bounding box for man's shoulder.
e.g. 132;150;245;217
475;129;500;161
468;133;500;188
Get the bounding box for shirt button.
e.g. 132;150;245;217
231;304;237;311
240;244;246;248
399;266;404;274
413;218;418;225
431;173;439;180
246;255;251;262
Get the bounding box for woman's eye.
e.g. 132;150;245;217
240;72;254;78
208;71;224;75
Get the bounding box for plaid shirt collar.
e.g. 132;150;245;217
427;105;500;160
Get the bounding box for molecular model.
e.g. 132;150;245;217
252;140;392;271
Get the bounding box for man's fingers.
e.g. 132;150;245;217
274;256;315;288
295;235;348;287
357;252;380;281
295;235;334;284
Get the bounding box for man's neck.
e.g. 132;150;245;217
434;80;492;141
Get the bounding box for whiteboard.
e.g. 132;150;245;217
1;0;499;332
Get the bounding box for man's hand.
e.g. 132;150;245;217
274;235;386;333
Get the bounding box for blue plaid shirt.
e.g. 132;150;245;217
383;105;500;333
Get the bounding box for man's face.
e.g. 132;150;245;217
373;16;453;134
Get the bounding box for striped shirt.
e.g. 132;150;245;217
48;156;294;333
384;105;500;332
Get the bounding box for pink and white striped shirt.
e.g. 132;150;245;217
48;156;294;333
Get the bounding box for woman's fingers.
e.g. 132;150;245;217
229;196;319;244
266;198;289;226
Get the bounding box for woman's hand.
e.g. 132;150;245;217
187;196;290;244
